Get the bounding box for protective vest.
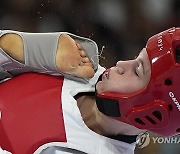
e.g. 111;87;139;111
0;73;66;154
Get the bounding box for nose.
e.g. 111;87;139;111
116;60;139;74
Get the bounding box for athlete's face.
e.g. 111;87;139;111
96;48;151;94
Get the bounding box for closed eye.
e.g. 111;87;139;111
135;60;144;77
135;68;139;76
137;59;144;75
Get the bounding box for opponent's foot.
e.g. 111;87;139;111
56;34;95;78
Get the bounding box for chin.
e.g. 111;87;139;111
96;81;103;93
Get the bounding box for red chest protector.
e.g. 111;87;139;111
0;73;66;154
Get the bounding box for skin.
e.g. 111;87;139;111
0;33;151;136
96;48;151;94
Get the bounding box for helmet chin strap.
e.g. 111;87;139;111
95;74;121;117
95;75;139;143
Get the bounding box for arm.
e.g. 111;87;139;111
0;31;96;78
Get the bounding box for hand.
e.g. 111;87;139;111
56;34;95;78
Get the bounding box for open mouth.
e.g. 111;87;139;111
102;69;110;80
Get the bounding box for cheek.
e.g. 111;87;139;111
97;73;149;94
101;77;126;92
103;77;146;93
105;82;133;93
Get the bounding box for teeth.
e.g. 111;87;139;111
104;70;109;79
103;69;110;79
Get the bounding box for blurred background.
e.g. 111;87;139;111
0;0;180;153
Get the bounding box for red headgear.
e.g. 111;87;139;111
96;27;180;137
